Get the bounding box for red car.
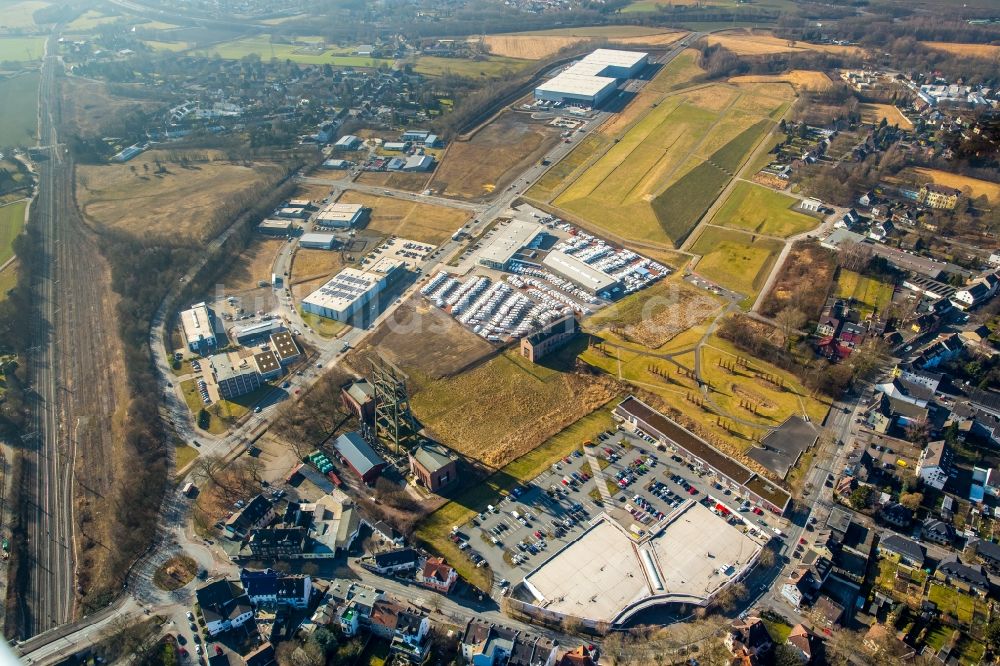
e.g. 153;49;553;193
753;507;764;516
215;646;223;655
179;648;189;657
799;537;807;545
534;530;543;539
688;487;697;495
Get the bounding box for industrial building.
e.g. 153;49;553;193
408;442;457;492
257;218;295;236
534;49;648;106
542;249;622;296
299;233;339;250
478;220;545;271
212;354;263;399
180;302;218;354
334;135;363;150
401;154;435;172
520;314;578;363
301;258;405;322
314;202;369;229
342;379;376;425
322;158;351;170
269;332;300;365
234;319;286;345
334;432;386;484
253;350;282;380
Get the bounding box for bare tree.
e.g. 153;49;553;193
775;307;808;347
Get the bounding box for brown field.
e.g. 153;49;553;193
408;350;620;468
759;240;837;319
429;111;561;199
290;248;344;286
922;41;1000;59
335;191;470;244
60;76;160;138
350;295;496;380
218;238;283;292
77;150;285;243
705;30;865;57
355;170;433;192
482;34;589;59
911;167;1000;203
728;70;833;91
293;182;337;203
860;103;913;129
613;32;686;47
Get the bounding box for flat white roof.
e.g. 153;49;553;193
258;218;293;229
582;48;648;69
315;202;364;223
300;232;337;245
478;219;544;267
542;249;619;292
536;72;618;97
522;502;761;623
302;258;404;313
180;303;214;345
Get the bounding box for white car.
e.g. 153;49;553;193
186;611;194;621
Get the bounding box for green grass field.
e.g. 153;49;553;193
0;200;26;265
927;583;982;626
645;48;706;94
298;307;348;338
175;443;199;472
0;72;39;147
0;37;46;62
689;226;783;303
65;9;125;30
0;0;50;29
526;133;608;201
553;83;787;247
191;36;393;67
143;40;193;52
0;262;17;300
711;181;818;237
835;269;894;313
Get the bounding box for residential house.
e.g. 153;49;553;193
246;527;306;559
239;569;312;608
781;556;832;608
954;273;1000;310
973;539;1000;573
880;502;914;528
921;518;955;546
919;184;960;210
365;548;421;576
725;616;773;658
416;557;458;594
195;579;254;636
934;558;989;597
877;534;925;568
556;646;598;666
460;620;558;666
243;643;276;666
816;316;840;339
812;595;844;628
369;599;431;664
785;625;817;664
916;440;952;490
224;495;275;538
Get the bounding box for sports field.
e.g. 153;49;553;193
0;200;27;265
335;191;470;244
710;182;818;237
835;270;893;313
911;167;1000;203
0;36;45;62
689;227;783;301
0;71;39;147
551;81;791;246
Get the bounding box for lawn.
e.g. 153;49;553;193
710;181;818;237
835;269;894;313
553;81;787;247
180;379;226;435
526;133;608;202
689;227;783;303
175;443;199;471
927;582;980;626
0;200;27;265
414;399;618;591
298;307;348;338
0;72;39;147
409;55;531;78
0;37;46;62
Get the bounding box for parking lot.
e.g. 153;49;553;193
453;428;785;597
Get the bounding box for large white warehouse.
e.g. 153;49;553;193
534;49;648;107
301;258;405;322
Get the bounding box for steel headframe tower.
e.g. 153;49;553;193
369;353;419;454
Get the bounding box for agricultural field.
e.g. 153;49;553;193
481;27;684;60
922;41;1000;59
704;29;865;56
835;269;894;314
408;350;619;468
759;241;837;319
408;55;532;78
0;200;27;265
710;182;818;237
552;81;791;247
525;133;608;202
65;9;126;31
142;40;192;52
910;167;1000;204
860;103;913;129
0;36;46;61
689;227;783;302
643;49;706;95
335;191;470;244
481;34;590;60
0;71;39;147
728;70;833;91
76;150;285;243
429;111;561;199
0;0;49;29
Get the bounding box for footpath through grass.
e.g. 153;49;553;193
414;399;620;590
